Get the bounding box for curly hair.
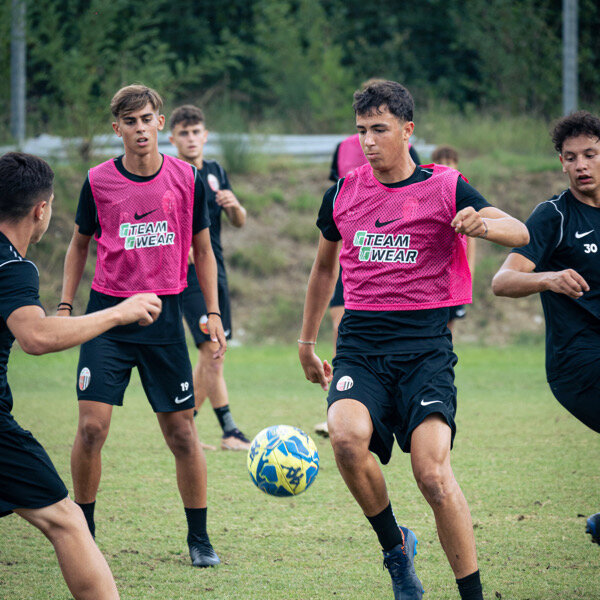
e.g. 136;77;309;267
352;80;413;122
551;111;600;153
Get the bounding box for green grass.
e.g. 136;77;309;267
1;343;598;599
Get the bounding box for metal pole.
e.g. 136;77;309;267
562;0;578;115
10;0;26;147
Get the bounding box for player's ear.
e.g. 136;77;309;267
157;114;165;131
559;154;566;172
168;134;174;145
112;121;122;138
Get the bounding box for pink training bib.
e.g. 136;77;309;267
88;155;195;297
333;163;472;311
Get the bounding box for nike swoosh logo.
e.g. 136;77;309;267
375;218;402;227
134;208;159;220
421;399;443;406
575;230;594;239
174;394;193;404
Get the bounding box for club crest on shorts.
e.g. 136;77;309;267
336;375;354;391
199;314;209;335
207;174;220;192
79;367;91;391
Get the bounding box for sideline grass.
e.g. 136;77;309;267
0;343;598;599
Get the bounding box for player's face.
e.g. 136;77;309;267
560;135;600;198
169;122;208;162
356;107;414;172
112;103;165;157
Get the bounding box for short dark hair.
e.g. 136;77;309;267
110;84;163;119
432;145;459;164
352;80;414;122
0;152;54;223
169;105;205;131
551;111;600;153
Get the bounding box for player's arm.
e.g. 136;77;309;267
7;295;162;355
452;205;529;247
58;226;92;313
192;228;227;358
217;190;246;228
492;252;589;299
298;234;340;390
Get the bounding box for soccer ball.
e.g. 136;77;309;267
247;425;319;497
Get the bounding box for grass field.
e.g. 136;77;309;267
0;342;598;599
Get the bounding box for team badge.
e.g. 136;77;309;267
199;314;209;335
162;189;175;213
336;375;354;392
79;367;91;391
207;174;220;192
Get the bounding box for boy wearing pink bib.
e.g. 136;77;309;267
59;85;226;568
299;81;529;600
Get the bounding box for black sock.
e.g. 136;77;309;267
76;501;96;539
185;507;208;544
214;405;236;434
366;503;404;552
456;570;483;600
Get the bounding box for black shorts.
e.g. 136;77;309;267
0;416;68;517
327;346;458;464
329;270;344;308
182;268;232;346
76;336;195;412
448;305;467;322
549;365;600;433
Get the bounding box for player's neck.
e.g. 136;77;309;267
122;150;163;177
570;186;600;208
179;154;203;170
372;157;416;185
0;222;31;257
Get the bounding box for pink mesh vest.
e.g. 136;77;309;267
337;134;415;179
88;155;195;297
333;163;472;311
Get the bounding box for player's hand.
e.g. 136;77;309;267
215;190;240;209
116;293;162;326
206;314;227;359
451;207;486;238
544;269;590;298
299;346;333;391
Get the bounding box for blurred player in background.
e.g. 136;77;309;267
431;146;477;333
299;80;529;600
0;151;163;599
169;105;250;451
59;85;225;568
493;110;600;544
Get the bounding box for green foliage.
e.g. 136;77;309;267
1;344;598;598
229;243;288;276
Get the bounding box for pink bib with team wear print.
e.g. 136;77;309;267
333;163;471;311
88;155;195;297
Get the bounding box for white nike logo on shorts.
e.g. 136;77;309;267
174;394;193;404
421;399;443;406
575;230;594;238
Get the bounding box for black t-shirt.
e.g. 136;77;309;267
512;189;600;379
317;165;491;354
75;155;210;344
0;232;44;421
199;159;232;280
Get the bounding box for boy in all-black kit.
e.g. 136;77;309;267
493;110;600;544
0;151;163;599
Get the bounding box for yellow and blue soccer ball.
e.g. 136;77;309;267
247;425;319;497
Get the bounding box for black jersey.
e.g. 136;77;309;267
0;232;44;421
199;159;232;280
512;189;600;378
316;165;491;354
74;155;210;345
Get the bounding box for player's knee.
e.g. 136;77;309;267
414;467;454;506
33;498;88;540
78;417;109;448
330;428;369;468
165;422;197;456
